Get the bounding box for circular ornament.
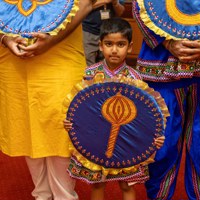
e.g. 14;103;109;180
0;0;78;38
64;76;169;174
136;0;200;40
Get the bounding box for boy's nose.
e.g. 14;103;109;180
112;45;117;52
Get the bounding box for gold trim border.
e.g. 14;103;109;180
137;0;188;40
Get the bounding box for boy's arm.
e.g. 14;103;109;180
91;0;124;16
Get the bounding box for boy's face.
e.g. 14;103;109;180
99;33;133;70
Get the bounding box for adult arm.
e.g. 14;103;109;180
132;0;200;62
163;39;200;62
92;0;124;16
132;0;165;49
111;0;125;17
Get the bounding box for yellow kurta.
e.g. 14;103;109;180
0;26;86;158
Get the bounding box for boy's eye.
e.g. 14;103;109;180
105;42;112;47
117;43;126;47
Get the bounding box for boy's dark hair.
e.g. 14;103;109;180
100;17;132;43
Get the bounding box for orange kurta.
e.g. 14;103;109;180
0;25;86;158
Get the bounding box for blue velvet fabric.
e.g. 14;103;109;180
145;78;200;199
0;0;74;37
67;82;165;169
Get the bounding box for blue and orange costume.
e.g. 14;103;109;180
133;0;200;199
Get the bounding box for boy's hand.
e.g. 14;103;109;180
154;135;165;149
63;119;73;132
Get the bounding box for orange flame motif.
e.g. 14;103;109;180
4;0;52;16
102;92;137;158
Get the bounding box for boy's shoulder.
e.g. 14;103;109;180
83;62;142;80
84;61;105;80
123;65;142;80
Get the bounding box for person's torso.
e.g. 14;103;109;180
82;4;115;35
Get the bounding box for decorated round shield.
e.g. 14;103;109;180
63;76;169;175
136;0;200;40
0;0;78;38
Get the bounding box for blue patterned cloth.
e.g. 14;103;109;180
132;0;200;82
137;0;200;40
0;0;75;37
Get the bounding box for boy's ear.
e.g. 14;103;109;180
99;40;103;51
128;41;133;54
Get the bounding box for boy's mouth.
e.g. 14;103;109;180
110;55;119;59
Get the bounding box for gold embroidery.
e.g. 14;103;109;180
4;0;53;16
102;92;137;158
166;0;200;25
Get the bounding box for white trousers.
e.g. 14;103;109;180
25;156;78;200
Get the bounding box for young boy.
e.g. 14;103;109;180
64;18;165;200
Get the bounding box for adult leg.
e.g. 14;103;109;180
25;157;53;200
185;151;200;200
46;156;78;200
145;81;187;200
118;181;136;200
184;81;200;200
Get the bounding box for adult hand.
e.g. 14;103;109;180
105;0;119;3
2;35;28;57
17;0;94;57
163;39;200;62
103;0;114;3
180;40;200;62
111;0;119;5
18;33;53;57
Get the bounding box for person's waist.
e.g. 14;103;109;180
135;60;200;82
